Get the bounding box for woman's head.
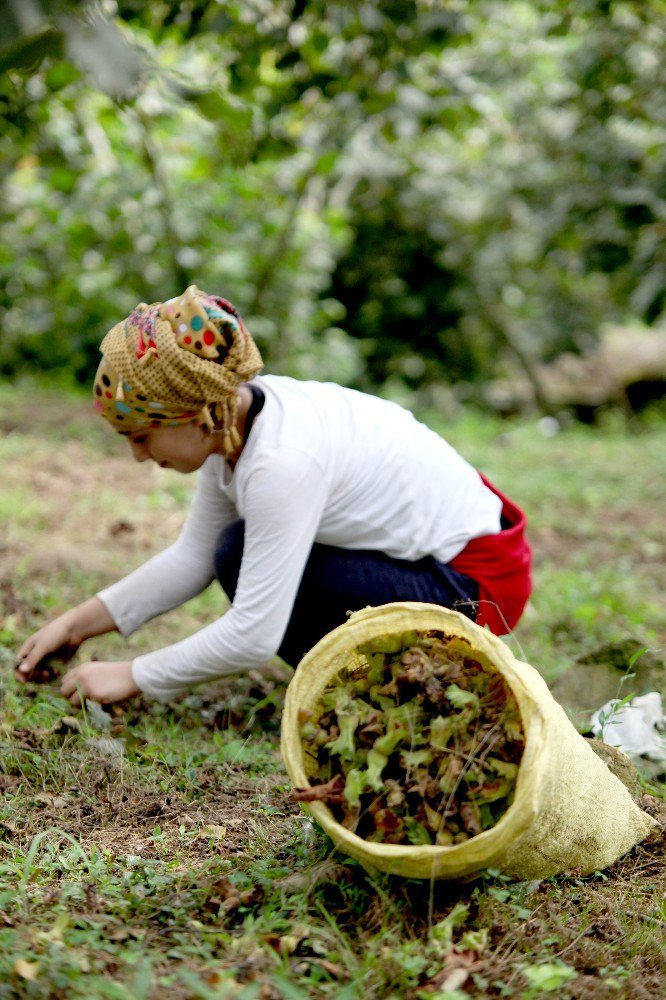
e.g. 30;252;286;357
126;420;217;474
93;285;262;455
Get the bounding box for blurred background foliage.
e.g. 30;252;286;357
0;0;665;410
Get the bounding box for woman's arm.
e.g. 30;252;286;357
97;459;236;636
131;448;329;701
15;458;235;704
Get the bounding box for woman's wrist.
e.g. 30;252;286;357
66;597;118;645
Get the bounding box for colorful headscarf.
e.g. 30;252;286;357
93;285;263;455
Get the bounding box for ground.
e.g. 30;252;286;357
0;381;664;999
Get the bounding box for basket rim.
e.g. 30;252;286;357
281;602;547;867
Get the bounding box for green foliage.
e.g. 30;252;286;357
0;0;665;397
521;960;577;993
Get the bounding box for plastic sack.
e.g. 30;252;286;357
591;692;666;761
281;603;658;881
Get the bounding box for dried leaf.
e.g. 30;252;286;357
373;808;402;838
423;951;478;993
460;801;483;836
198;824;227;842
291;774;345;805
13;959;39;981
295;630;524;846
52;715;81;735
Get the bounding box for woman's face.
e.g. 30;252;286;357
127;421;213;474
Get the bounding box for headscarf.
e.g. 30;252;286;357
93;285;263;455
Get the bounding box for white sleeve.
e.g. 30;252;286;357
97;459;237;636
131;447;329;702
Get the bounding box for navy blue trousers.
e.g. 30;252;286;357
213;520;479;668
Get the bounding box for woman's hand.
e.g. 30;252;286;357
15;598;117;683
16;614;82;681
60;661;140;707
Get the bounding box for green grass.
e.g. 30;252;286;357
0;383;664;999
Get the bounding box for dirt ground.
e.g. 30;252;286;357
1;390;664;998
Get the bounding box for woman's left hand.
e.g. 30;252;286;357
60;660;140;706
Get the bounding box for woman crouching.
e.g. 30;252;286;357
16;285;532;707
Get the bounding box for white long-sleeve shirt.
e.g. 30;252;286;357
97;375;502;701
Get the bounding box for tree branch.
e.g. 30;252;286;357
135;108;190;292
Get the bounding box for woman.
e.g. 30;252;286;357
16;285;532;706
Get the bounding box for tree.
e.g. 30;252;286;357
1;0;664;405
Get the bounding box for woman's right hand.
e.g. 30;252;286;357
15;597;117;683
15;612;82;681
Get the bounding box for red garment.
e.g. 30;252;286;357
450;474;532;635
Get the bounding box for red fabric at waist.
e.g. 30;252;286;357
449;474;532;635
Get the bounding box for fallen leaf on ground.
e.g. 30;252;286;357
85;736;125;760
310;957;345;978
263;932;304;955
422;950;479;993
52;715;81;735
197;824;227;841
13;959;39;981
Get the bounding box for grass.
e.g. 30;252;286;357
0;380;664;999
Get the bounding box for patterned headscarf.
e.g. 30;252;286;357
93;285;263;455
